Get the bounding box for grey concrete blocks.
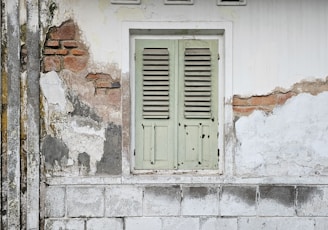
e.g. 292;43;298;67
297;187;328;216
181;186;219;216
87;218;123;230
105;185;143;217
238;217;315;230
220;186;257;216
43;184;328;229
200;218;238;230
125;217;162;230
143;186;181;216
258;186;295;216
161;217;199;230
67;186;105;217
45;186;66;218
45;219;85;230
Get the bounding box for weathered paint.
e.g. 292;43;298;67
96;123;122;175
235;92;328;177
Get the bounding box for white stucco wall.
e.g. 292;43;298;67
45;0;328;95
40;0;328;179
235;92;328;177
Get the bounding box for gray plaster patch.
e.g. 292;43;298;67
78;152;90;175
96;123;122;175
259;186;295;207
67;92;102;122
42;135;69;170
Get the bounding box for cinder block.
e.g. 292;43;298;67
87;218;123;230
143;186;181;216
45;219;85;230
125;217;162;230
220;186;256;216
200;217;238;230
181;186;219;216
162;217;199;230
238;217;315;230
297;187;328;216
258;186;295;216
105;185;143;217
45;186;66;218
314;217;328;230
67;186;104;217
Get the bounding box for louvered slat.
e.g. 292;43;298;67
184;48;212;119
143;48;170;119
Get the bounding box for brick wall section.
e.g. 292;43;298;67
233;77;328;117
44;184;328;229
42;20;89;73
233;92;295;117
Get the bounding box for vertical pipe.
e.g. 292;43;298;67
26;0;39;229
6;0;20;229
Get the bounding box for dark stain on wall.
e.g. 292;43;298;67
96;123;122;175
42;135;69;169
67;93;102;122
145;186;181;202
222;186;256;206
297;186;323;204
184;186;218;199
78;152;90;175
259;186;295;207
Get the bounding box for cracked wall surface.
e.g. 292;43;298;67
40;20;122;177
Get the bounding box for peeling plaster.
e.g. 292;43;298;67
235;92;328;177
40;71;71;113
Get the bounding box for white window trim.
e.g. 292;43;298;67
217;0;247;6
111;0;141;4
121;21;233;176
164;0;194;5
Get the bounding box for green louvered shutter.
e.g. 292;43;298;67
135;39;176;169
177;40;218;170
135;39;218;170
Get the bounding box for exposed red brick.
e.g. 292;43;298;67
86;73;99;81
86;73;111;81
249;94;277;106
45;40;60;48
71;49;86;56
233;106;257;116
277;92;295;105
49;20;76;40
63;56;88;72
61;40;78;48
43;56;61;72
107;89;121;105
95;78;112;88
44;49;68;55
233;97;249;106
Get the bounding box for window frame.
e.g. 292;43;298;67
134;39;219;170
121;22;233;176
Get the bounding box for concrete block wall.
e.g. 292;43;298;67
44;184;328;229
